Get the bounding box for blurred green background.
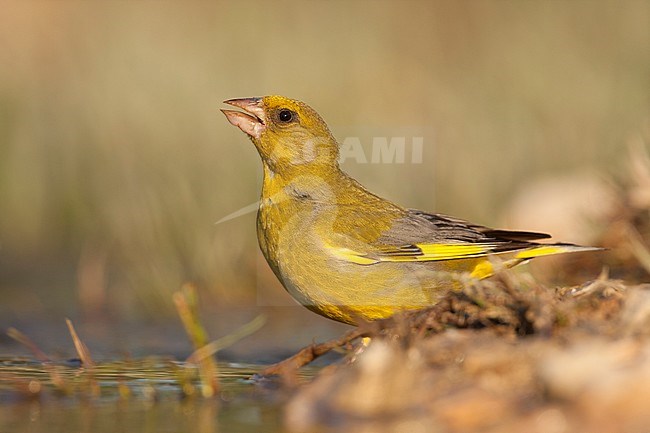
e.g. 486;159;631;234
0;1;648;359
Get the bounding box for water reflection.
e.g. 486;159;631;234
0;359;302;433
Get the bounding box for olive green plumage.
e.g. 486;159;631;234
222;95;598;325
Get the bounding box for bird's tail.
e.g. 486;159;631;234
470;243;603;279
514;243;604;260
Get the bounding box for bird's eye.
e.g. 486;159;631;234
278;109;295;123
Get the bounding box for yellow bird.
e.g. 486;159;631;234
221;96;598;325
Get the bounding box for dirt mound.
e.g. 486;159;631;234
278;275;650;432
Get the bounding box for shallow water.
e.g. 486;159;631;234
0;357;311;433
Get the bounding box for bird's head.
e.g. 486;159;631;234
222;96;339;174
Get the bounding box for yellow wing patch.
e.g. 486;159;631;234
377;243;500;262
327;242;500;265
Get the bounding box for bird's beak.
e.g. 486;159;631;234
221;97;266;139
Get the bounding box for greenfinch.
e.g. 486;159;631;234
221;96;598;325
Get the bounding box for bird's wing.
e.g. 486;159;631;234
328;209;581;265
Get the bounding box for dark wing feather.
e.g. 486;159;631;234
409;210;551;242
373;208;545;253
